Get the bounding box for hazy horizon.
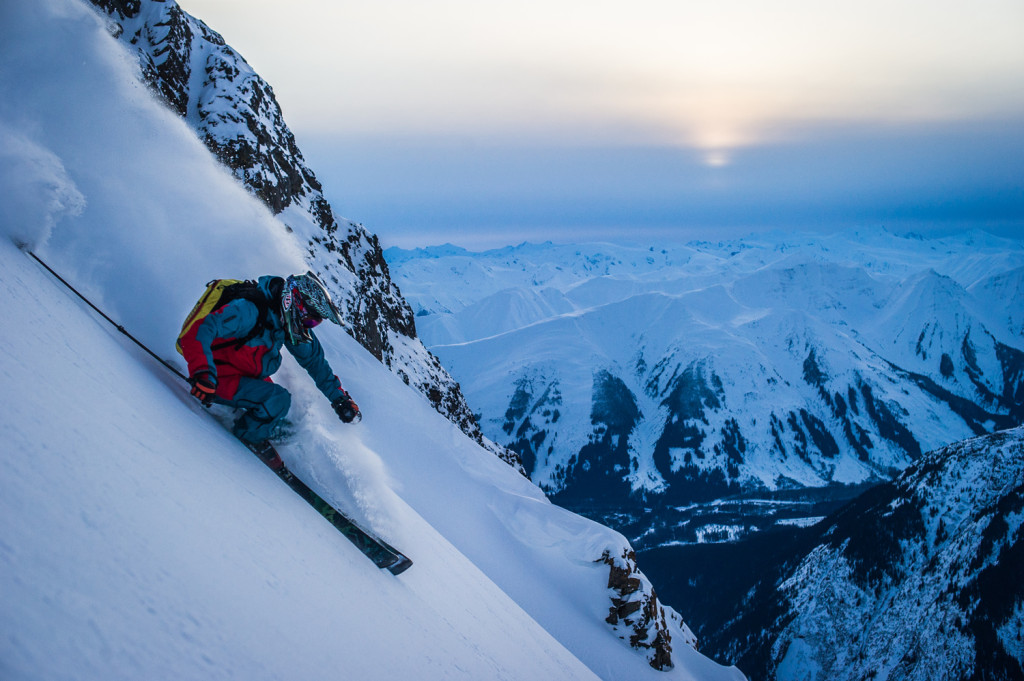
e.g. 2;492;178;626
178;0;1024;249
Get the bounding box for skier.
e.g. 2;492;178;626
178;272;361;451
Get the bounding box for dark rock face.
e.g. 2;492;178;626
552;371;637;506
649;362;744;503
89;0;522;473
502;376;562;480
599;548;679;671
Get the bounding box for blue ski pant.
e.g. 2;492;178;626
218;377;291;444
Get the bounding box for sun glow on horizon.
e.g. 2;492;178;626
702;150;732;168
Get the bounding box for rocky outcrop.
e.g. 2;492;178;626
88;0;523;473
599;547;697;670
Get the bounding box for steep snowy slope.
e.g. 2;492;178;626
0;235;598;681
0;2;744;678
86;0;520;472
388;236;1024;532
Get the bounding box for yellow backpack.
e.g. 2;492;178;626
176;279;269;354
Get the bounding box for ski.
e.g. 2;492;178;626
26;251;412;574
243;439;413;575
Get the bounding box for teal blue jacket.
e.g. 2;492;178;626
180;276;344;402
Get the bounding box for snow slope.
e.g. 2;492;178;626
0;2;743;678
0;236;595;681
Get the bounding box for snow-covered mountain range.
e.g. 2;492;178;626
387;235;1024;534
0;0;746;678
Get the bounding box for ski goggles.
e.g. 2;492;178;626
302;313;322;329
294;294;324;328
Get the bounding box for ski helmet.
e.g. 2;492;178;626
281;271;343;344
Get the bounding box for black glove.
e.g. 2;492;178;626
332;390;361;423
188;372;217;407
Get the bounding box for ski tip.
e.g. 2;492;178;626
386;556;414;576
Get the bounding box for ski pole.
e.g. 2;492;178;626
28;251;189;383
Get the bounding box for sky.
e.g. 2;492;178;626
176;0;1024;248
